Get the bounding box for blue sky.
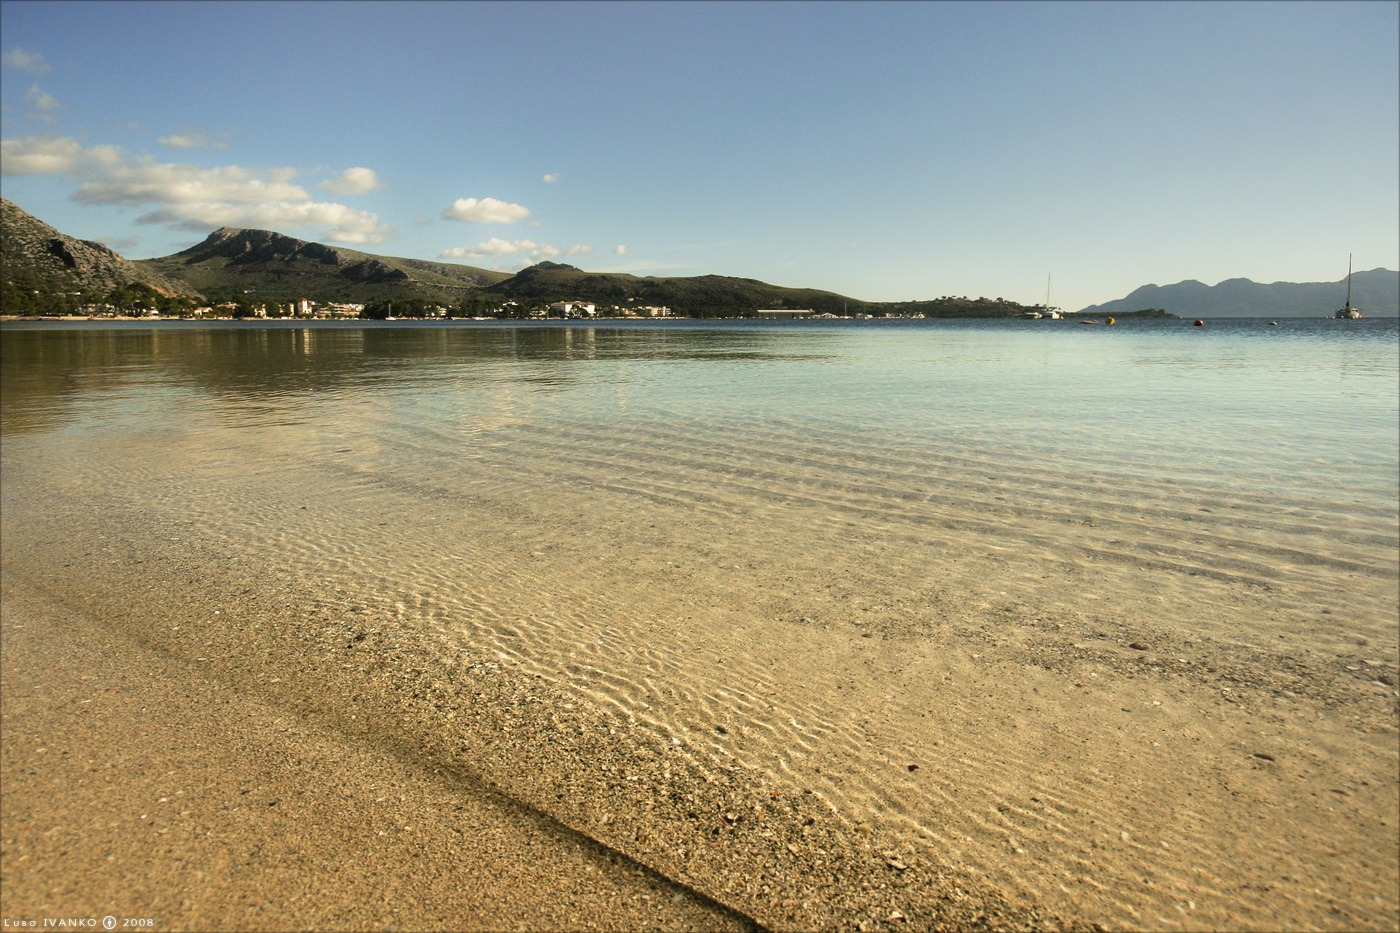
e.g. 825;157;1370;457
2;0;1396;312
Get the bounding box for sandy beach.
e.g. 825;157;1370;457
0;570;757;933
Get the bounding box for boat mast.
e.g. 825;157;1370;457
1345;254;1353;310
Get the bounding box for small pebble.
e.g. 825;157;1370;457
1129;642;1149;651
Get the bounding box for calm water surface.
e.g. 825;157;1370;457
3;317;1397;931
5;317;1397;497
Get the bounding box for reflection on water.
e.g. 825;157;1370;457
0;323;850;432
3;317;1397;931
4;319;1397;493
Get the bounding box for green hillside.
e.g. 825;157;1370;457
135;227;510;304
483;262;866;317
1;197;200;314
1;199;1062;319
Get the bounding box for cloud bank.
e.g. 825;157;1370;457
0;134;392;244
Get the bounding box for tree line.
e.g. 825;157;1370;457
1;267;196;316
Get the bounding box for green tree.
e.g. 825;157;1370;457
458;294;489;318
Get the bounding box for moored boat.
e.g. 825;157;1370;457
1335;255;1363;319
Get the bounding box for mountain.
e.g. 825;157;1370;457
12;198;1388;319
1;197;198;300
483;261;865;316
135;227;511;303
1078;270;1399;318
137;231;868;315
0;199;1039;317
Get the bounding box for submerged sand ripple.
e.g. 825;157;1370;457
3;397;1396;931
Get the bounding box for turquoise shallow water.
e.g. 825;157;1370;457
3;317;1398;931
5;317;1397;504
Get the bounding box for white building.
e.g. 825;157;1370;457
550;301;596;318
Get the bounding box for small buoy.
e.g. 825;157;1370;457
1268;321;1278;326
1105;317;1115;325
1193;319;1204;326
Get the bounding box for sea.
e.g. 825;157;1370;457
3;316;1397;931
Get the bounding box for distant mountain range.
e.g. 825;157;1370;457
2;198;874;316
3;197;1396;317
1078;271;1398;318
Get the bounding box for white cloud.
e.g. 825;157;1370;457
440;238;592;263
613;244;629;255
542;173;559;183
442;196;531;223
138;200;392;244
158;126;231;150
3;48;51;76
524;244;590;263
0;135;122;175
24;84;60;123
319;166;382;196
73;162;310;207
441;237;540;259
0;135;392;244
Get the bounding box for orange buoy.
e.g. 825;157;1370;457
1193;319;1204;326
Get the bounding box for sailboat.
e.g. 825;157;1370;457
1042;275;1063;319
1023;275;1062;319
1335;255;1363;319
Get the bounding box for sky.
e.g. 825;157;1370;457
1;0;1396;313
